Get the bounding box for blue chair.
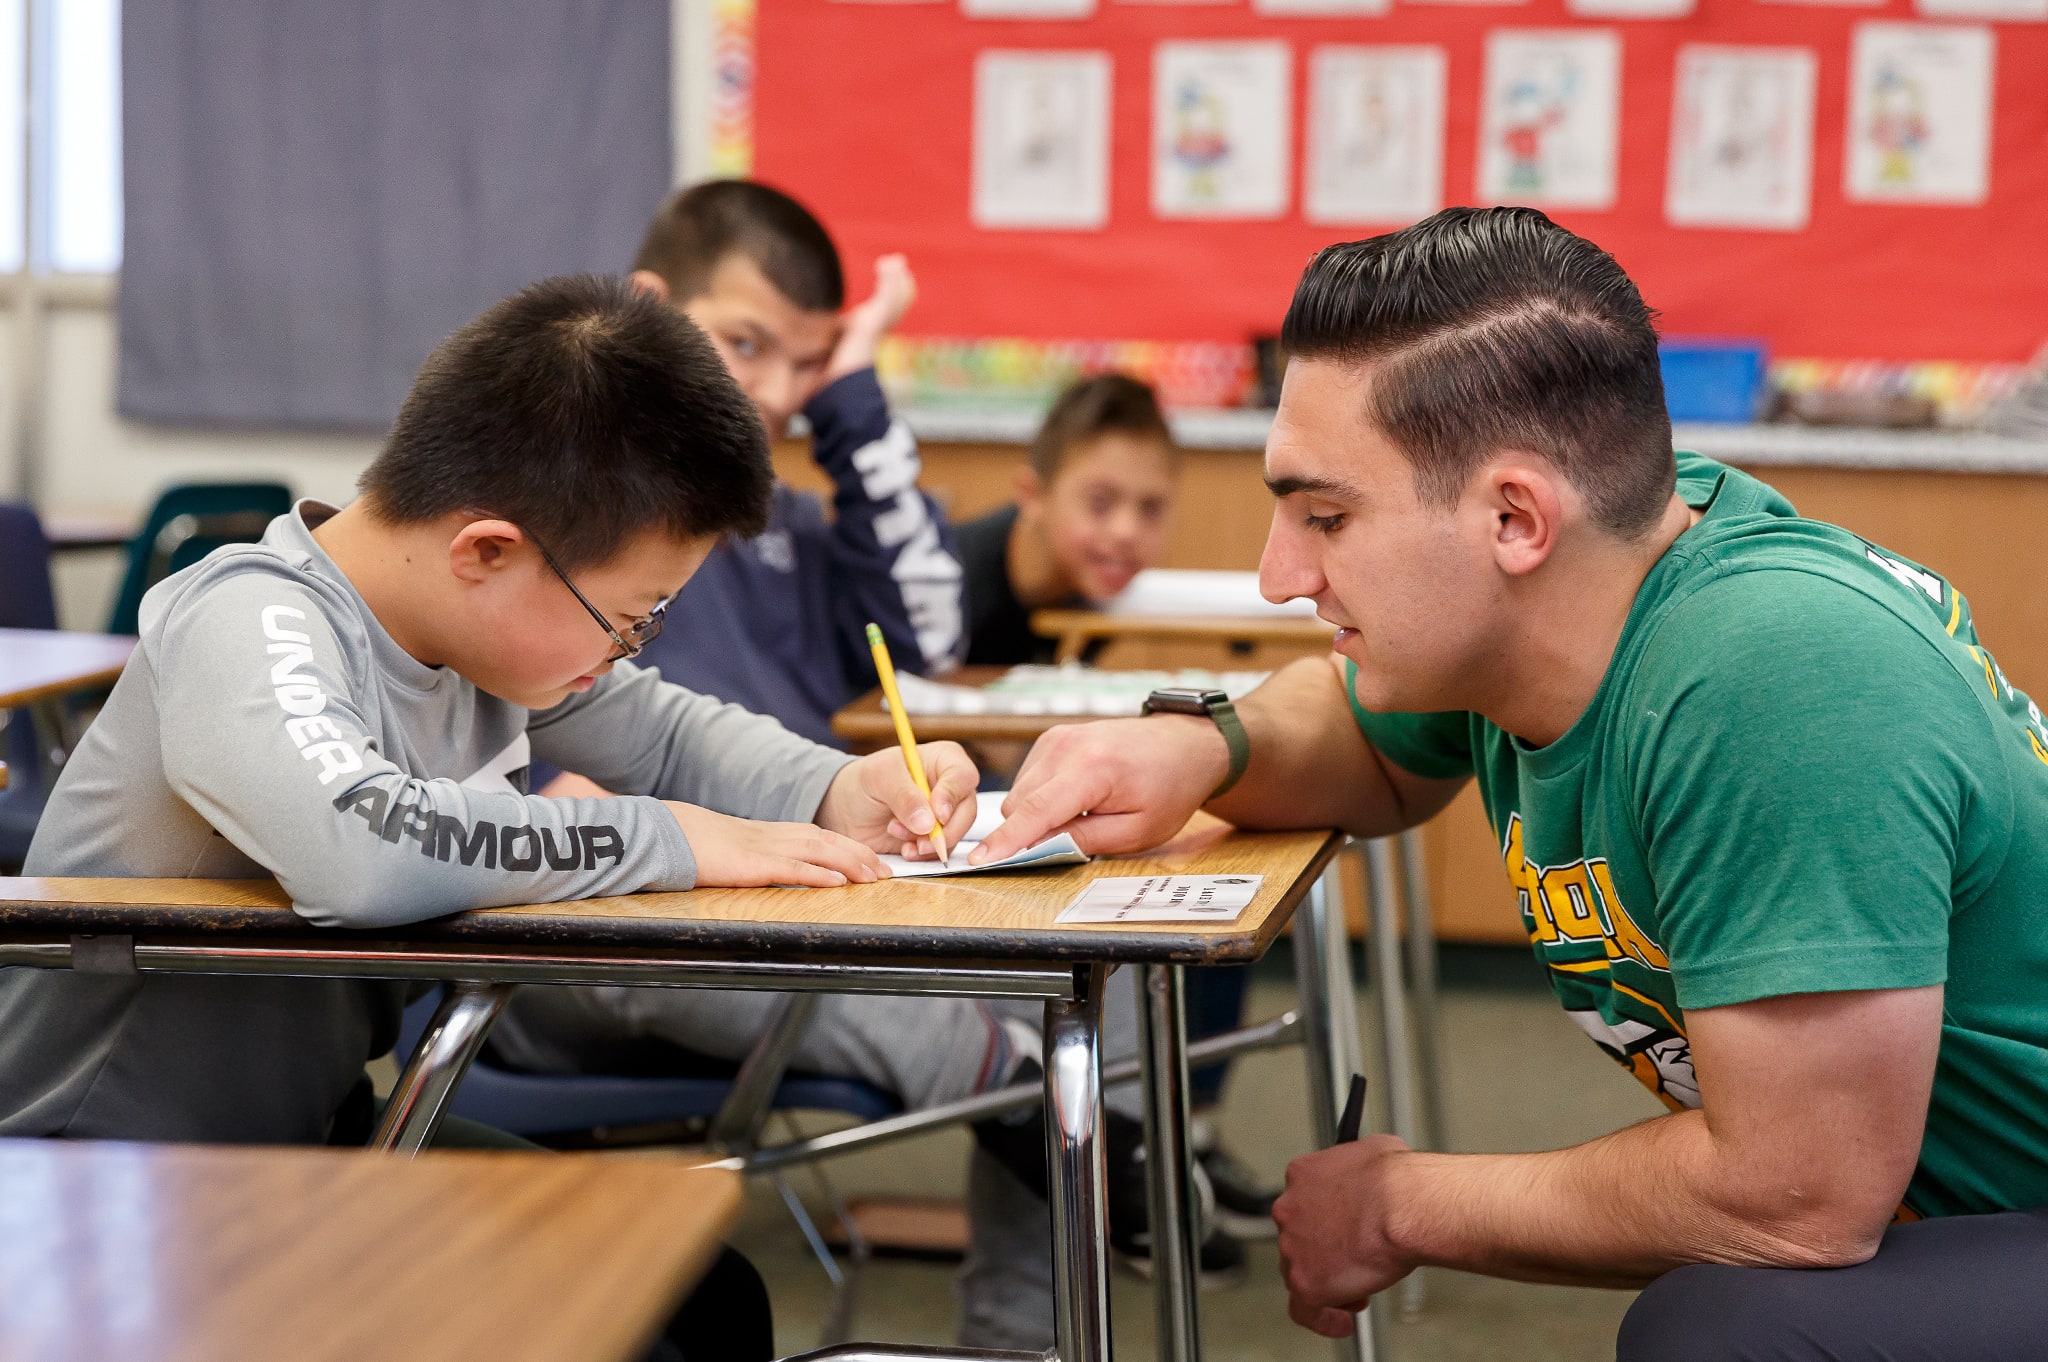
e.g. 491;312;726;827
106;482;293;636
393;990;900;1139
0;502;58;867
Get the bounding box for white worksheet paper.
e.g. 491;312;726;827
1844;23;1995;205
973;51;1114;230
1058;875;1266;924
963;0;1096;16
879;793;1090;879
1153;41;1293;219
1666;46;1818;231
1915;0;2045;17
1477;30;1622;211
1255;0;1389;15
1306;45;1448;225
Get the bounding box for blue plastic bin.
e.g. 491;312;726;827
1659;340;1768;424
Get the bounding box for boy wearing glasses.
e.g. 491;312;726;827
0;275;978;1155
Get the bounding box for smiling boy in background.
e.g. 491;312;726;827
956;373;1179;666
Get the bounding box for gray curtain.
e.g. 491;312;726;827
118;1;672;430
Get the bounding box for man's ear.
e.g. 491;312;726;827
447;519;528;586
1013;464;1044;513
1484;463;1564;578
628;269;671;303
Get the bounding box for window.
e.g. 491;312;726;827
49;0;120;273
0;0;122;276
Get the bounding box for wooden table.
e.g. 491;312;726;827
40;510;137;554
0;814;1364;1362
0;1139;739;1362
0;629;135;709
833;665;1087;754
1030;609;1335;666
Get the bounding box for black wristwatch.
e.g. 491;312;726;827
1141;687;1251;802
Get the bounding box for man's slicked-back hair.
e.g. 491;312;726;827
1281;207;1675;539
1030;372;1176;482
634;179;846;312
358;274;773;571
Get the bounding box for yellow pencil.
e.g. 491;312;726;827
866;622;950;867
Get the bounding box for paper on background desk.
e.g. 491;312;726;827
1056;874;1265;924
890;665;1270;718
879;791;1090;879
1103;569;1320;619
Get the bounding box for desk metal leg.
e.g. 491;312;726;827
371;980;515;1156
1137;963;1201;1362
1395;829;1447;1157
1045;965;1112;1362
1293;859;1389;1362
1362;839;1426;1317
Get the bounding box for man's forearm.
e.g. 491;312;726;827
1209;657;1429;836
1384;1111;1889;1288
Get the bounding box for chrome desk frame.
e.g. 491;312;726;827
0;855;1381;1362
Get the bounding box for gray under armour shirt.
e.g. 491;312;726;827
0;501;854;1142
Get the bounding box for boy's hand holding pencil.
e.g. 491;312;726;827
814;738;979;865
813;623;980;864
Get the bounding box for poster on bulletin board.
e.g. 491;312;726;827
752;0;2048;368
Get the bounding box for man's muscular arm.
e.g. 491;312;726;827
1277;984;1942;1336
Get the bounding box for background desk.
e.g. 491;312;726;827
1029;610;1334;668
783;416;2048;945
0;1139;739;1362
0;629;134;709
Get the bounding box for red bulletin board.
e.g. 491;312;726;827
752;0;2048;363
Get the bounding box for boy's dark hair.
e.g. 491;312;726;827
634;179;845;312
359;274;772;571
1280;206;1674;539
1029;373;1176;482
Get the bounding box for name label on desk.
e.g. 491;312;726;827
1057;874;1264;924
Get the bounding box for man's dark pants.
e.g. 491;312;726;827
1617;1208;2048;1362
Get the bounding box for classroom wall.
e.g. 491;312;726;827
28;299;380;629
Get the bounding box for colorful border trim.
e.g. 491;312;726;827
878;335;1256;411
710;0;756;177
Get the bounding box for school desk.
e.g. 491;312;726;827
0;813;1389;1362
40;510;138;554
0;628;135;785
831;664;1124;751
0;628;134;710
1028;610;1337;667
0;1138;738;1362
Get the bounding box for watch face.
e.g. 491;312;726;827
1145;687;1227;716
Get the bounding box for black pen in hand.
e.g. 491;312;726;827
1336;1072;1368;1144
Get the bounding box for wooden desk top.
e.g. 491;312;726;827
0;815;1342;966
832;665;1086;749
0;629;136;708
41;510;137;552
0;1140;739;1362
1030;609;1336;644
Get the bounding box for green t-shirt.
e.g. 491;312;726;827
1349;452;2048;1218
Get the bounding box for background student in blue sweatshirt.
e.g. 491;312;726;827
540;178;961;763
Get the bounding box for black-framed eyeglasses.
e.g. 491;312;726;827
528;532;670;663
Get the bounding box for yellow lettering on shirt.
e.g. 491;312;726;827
1498;814;1671;973
1540;864;1604;943
1592;862;1672;971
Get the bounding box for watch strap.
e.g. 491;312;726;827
1206;696;1251;801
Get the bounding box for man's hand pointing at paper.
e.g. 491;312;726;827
972;655;1466;866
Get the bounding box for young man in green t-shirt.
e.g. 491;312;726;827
973;207;2048;1358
